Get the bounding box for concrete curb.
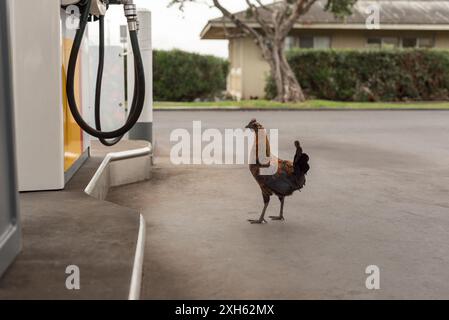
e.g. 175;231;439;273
84;144;152;200
84;142;152;300
129;214;146;300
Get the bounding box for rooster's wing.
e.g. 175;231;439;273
260;160;304;196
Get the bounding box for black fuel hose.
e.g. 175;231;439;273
66;0;145;140
95;16;133;146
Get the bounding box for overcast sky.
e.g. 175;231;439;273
96;0;273;58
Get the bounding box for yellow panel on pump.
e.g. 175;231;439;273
62;39;84;172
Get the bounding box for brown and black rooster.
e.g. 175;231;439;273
245;119;310;224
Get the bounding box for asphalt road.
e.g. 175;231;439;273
108;110;449;299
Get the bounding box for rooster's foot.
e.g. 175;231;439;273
248;219;267;224
269;216;285;221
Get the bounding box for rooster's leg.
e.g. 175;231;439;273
270;197;285;221
248;194;270;224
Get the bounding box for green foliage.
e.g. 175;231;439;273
325;0;357;17
153;49;229;101
266;49;449;101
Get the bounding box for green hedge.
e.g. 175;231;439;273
153;49;229;101
266;50;449;101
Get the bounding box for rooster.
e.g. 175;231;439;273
245;119;310;224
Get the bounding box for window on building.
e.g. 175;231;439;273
367;38;381;49
418;37;434;48
402;38;417;48
285;36;331;50
285;36;297;50
314;36;331;49
369;36;435;49
367;37;402;49
382;37;399;49
299;36;314;49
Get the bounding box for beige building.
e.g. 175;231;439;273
201;0;449;100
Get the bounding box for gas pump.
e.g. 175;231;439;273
63;0;146;146
4;0;151;192
1;0;150;279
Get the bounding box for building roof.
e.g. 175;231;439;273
201;0;449;39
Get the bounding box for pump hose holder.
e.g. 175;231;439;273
65;0;145;146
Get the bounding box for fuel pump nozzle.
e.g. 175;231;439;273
107;0;138;30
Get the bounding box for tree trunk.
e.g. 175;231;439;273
270;45;305;102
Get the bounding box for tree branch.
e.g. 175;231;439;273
219;18;246;39
245;0;274;37
211;0;273;61
255;0;274;12
281;0;317;38
211;0;262;42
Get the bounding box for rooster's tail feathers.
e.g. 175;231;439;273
298;153;310;175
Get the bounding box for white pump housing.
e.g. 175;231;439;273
61;0;107;16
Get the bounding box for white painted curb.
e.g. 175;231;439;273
84;142;152;300
84;144;152;199
129;214;146;300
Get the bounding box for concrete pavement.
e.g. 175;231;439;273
0;141;148;299
107;110;449;299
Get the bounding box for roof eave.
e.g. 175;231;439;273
292;23;449;31
200;23;212;39
201;21;449;39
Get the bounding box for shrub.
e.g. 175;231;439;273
153;49;229;101
265;49;449;101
